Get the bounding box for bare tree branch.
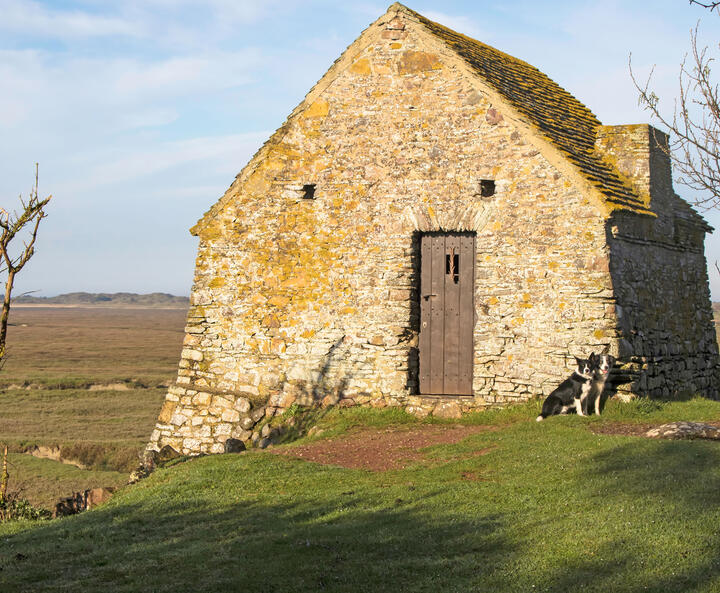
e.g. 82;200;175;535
690;0;720;11
630;20;720;210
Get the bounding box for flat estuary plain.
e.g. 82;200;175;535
0;306;187;508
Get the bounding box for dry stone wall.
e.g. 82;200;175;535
148;9;717;456
148;13;619;456
597;124;719;399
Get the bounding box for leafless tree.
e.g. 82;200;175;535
630;18;720;209
0;164;52;363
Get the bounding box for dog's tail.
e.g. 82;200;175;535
536;414;544;422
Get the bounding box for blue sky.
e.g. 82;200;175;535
1;0;719;297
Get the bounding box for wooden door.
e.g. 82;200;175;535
419;233;475;395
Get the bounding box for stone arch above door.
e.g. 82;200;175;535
402;202;495;233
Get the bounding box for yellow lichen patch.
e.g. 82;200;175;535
593;329;605;339
558;302;566;310
390;42;402;49
426;204;438;226
398;51;442;74
510;317;525;327
349;58;371;75
262;314;280;329
281;275;308;289
488;296;499;305
157;401;176;424
250;293;267;305
341;306;357;315
491;221;502;231
303;98;329;119
548;261;559;270
200;223;224;241
268;295;290;308
208;277;226;289
300;329;315;339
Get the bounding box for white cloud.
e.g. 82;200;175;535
59;131;269;195
0;48;261;133
0;0;144;39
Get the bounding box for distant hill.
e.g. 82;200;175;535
14;292;189;307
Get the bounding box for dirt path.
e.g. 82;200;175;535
272;424;496;471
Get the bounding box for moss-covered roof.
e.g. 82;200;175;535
400;4;651;214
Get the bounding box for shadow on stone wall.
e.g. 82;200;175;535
605;215;720;401
268;336;360;444
405;231;422;394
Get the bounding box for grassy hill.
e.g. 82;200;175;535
3;402;720;592
1;304;719;591
14;292;189;307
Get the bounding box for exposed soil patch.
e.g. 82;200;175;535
272;424;495;471
590;420;720;438
25;445;88;470
590;423;656;437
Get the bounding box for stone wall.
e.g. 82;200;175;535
147;8;717;456
597;124;719;398
148;10;621;456
608;223;719;399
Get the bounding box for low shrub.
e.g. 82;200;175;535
0;492;51;522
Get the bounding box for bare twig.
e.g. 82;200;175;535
630;20;720;210
690;0;720;11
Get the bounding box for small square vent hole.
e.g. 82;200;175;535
302;184;316;200
480;179;495;197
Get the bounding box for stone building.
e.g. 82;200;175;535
148;3;718;455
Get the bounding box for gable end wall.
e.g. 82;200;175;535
147;15;622;456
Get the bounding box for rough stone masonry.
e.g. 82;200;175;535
148;3;719;456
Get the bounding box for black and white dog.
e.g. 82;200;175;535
536;356;594;422
585;353;615;416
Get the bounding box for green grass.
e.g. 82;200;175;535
3;404;720;592
276;396;720;445
597;395;720;423
1;307;186;386
0;387;165;446
0;386;164;507
4;454;128;510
